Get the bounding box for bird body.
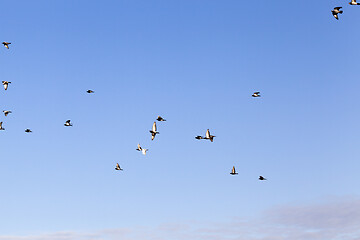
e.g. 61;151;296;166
252;92;261;97
332;7;343;20
195;136;203;140
204;129;215;142
156;116;166;121
230;166;238;175
349;0;360;5
0;122;4;130
2;81;11;90
2;42;11;49
64;120;73;126
3;110;12;116
136;144;148;155
149;122;159;140
115;163;123;171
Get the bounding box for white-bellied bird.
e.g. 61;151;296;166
2;81;11;90
64;120;73;126
332;7;343;20
3;110;12;116
115;163;123;171
2;42;11;49
149;121;159;140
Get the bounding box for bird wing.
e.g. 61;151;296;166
116;163;120;168
0;122;2;128
137;143;141;150
66;120;71;123
334;7;342;10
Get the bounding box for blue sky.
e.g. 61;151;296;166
1;0;360;239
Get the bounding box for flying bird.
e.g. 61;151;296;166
87;90;94;93
149;121;159;140
3;110;12;117
259;176;267;180
0;122;4;130
136;143;148;155
115;163;123;171
25;129;32;133
252;92;261;97
156;116;166;121
349;0;360;5
64;120;73;127
332;7;343;20
2;42;11;49
230;166;238;175
2;81;11;90
205;129;215;142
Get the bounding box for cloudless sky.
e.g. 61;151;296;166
1;0;360;236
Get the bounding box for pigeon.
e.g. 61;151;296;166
64;120;73;127
0;122;4;130
332;7;343;20
252;92;261;97
115;163;123;171
205;129;215;142
3;110;12;116
230;166;238;175
2;42;11;49
25;129;32;133
136;143;148;155
349;0;360;5
87;90;94;93
2;81;11;90
156;116;166;121
149;121;159;140
259;176;267;180
195;136;203;140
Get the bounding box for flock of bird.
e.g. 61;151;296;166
0;43;266;180
332;0;359;20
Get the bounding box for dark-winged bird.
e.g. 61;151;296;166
2;42;11;49
2;81;11;90
87;90;94;93
64;120;73;127
156;116;166;121
195;136;203;140
332;7;343;20
115;163;123;171
149;122;159;140
136;143;148;155
349;0;360;5
230;166;238;175
205;129;215;142
259;176;267;180
0;122;4;130
25;129;32;133
3;110;12;117
252;92;261;97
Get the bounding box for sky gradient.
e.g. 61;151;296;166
1;0;360;239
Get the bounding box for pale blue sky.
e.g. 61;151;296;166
1;0;360;239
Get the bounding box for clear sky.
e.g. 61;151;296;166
1;0;360;239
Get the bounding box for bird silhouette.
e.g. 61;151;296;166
230;166;238;175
